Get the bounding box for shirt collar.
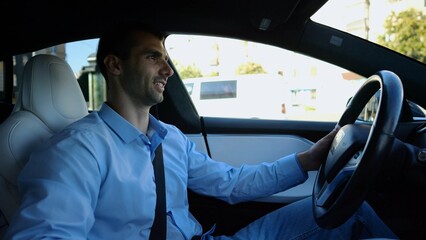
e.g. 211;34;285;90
98;103;167;144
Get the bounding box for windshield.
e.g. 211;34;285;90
312;0;426;65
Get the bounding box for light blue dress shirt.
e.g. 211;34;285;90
6;103;308;240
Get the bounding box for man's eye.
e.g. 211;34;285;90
148;56;158;61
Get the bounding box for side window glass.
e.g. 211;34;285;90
12;39;104;112
165;34;366;122
13;54;35;104
67;39;104;111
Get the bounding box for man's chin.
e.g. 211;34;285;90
158;96;164;103
151;97;164;106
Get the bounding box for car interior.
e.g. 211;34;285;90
0;54;89;229
1;0;426;239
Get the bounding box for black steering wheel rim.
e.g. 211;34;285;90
313;70;404;229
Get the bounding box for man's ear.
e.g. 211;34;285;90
104;55;121;75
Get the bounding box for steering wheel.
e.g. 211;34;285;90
312;70;404;229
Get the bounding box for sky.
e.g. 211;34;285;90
65;38;99;75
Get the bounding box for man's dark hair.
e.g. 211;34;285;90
96;21;166;86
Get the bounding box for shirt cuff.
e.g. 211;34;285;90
275;153;309;191
294;152;309;179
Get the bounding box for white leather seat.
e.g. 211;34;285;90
0;54;88;233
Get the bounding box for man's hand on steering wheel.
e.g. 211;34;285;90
297;126;340;172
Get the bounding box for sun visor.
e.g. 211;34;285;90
249;0;301;31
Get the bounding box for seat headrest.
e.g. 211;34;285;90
13;54;88;132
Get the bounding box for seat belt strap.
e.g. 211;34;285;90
149;143;167;240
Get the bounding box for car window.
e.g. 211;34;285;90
9;34;425;122
10;36;365;122
165;34;366;121
11;39;102;111
312;0;426;66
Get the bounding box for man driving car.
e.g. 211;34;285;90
5;21;397;240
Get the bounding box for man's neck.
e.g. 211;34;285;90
106;101;151;134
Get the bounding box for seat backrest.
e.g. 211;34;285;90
0;54;88;232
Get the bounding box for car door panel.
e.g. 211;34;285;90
187;117;336;204
207;134;314;203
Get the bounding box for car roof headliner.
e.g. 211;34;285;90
0;0;326;56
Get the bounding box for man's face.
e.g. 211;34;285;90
120;31;174;108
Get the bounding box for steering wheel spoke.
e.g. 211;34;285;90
316;164;355;207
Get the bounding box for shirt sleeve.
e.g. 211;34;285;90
5;131;102;239
186;137;309;205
